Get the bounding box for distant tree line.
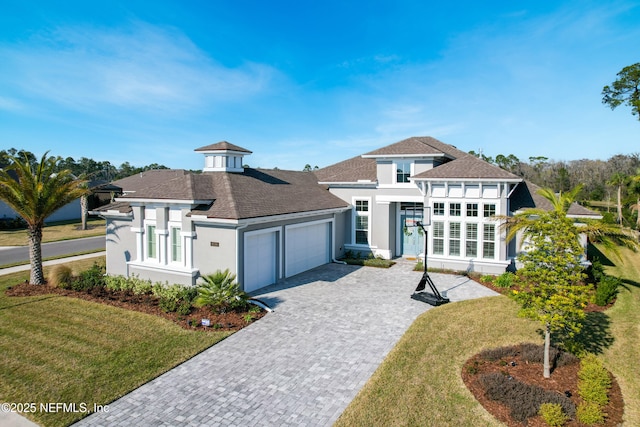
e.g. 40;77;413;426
0;148;168;181
470;150;640;228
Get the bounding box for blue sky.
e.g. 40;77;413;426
1;1;638;171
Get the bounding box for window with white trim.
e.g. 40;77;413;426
450;203;461;217
354;200;369;245
433;202;445;216
396;162;411;183
466;223;478;257
449;222;461;256
483;224;495;258
433;221;444;255
147;224;157;259
484;204;496;218
466;203;478;217
170;227;181;262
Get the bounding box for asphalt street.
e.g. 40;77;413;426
0;236;105;266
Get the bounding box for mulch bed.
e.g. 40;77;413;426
5;281;265;331
461;349;624;426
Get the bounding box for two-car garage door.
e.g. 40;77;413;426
243;221;331;293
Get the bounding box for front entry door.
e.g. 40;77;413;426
400;203;424;257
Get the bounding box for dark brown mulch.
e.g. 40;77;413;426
5;282;265;331
461;349;624;427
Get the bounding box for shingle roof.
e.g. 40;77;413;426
98;168;348;220
412;154;522;180
314;154;377;183
112;170;191;195
510;181;601;217
194;141;252;153
315;136;501;183
194;169;349;219
363;136;468;158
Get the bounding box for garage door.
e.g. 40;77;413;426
244;231;277;292
285;221;330;277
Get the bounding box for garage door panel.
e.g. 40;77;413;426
244;231;277;293
285;222;330;277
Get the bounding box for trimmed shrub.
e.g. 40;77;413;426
153;283;197;313
72;262;105;291
577;401;606;425
104;275;131;292
539;402;569;427
480;274;495;284
49;265;74;288
479;372;576;422
495;271;515;288
594;275;620;306
578;354;611;406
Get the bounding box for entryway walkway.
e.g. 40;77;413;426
76;261;497;426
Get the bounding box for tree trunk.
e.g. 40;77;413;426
637;197;640;228
543;323;551;378
28;224;45;285
617;185;623;225
81;194;88;231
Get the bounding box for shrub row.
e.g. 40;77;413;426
51;264;256;316
576;354;611;425
479;372;576;423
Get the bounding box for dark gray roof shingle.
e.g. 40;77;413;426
412;154;522;180
100;168;348;220
194;141;252;153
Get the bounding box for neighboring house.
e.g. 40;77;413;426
95;137;599;292
0;179;117;225
0;199;81;223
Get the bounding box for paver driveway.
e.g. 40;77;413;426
76;261;497;426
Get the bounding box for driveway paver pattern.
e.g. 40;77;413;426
76;261;498;426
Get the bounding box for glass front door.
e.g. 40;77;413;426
400;203;424;257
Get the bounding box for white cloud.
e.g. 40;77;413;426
0;22;279;115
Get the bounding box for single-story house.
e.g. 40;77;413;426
94;137;599;292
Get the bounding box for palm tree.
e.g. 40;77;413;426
629;168;640;229
500;184;639;257
607;172;627;225
0;152;89;284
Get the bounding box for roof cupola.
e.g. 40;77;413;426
194;141;252;173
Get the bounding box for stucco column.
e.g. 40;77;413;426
157;229;169;265
182;231;196;269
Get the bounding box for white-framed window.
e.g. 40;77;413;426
466;203;478;217
433;221;444;255
353;199;370;245
396;162;411;183
484;204;496;217
466;223;478;257
433;202;445;216
449;203;461;217
170;226;181;263
483;224;496;258
146;224;157;260
449;222;461;256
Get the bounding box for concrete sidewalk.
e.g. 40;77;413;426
0;252;106;276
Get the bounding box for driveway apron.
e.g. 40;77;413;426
76;261;498;426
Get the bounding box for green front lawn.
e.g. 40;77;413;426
335;244;640;426
0;218;106;246
0;258;230;427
